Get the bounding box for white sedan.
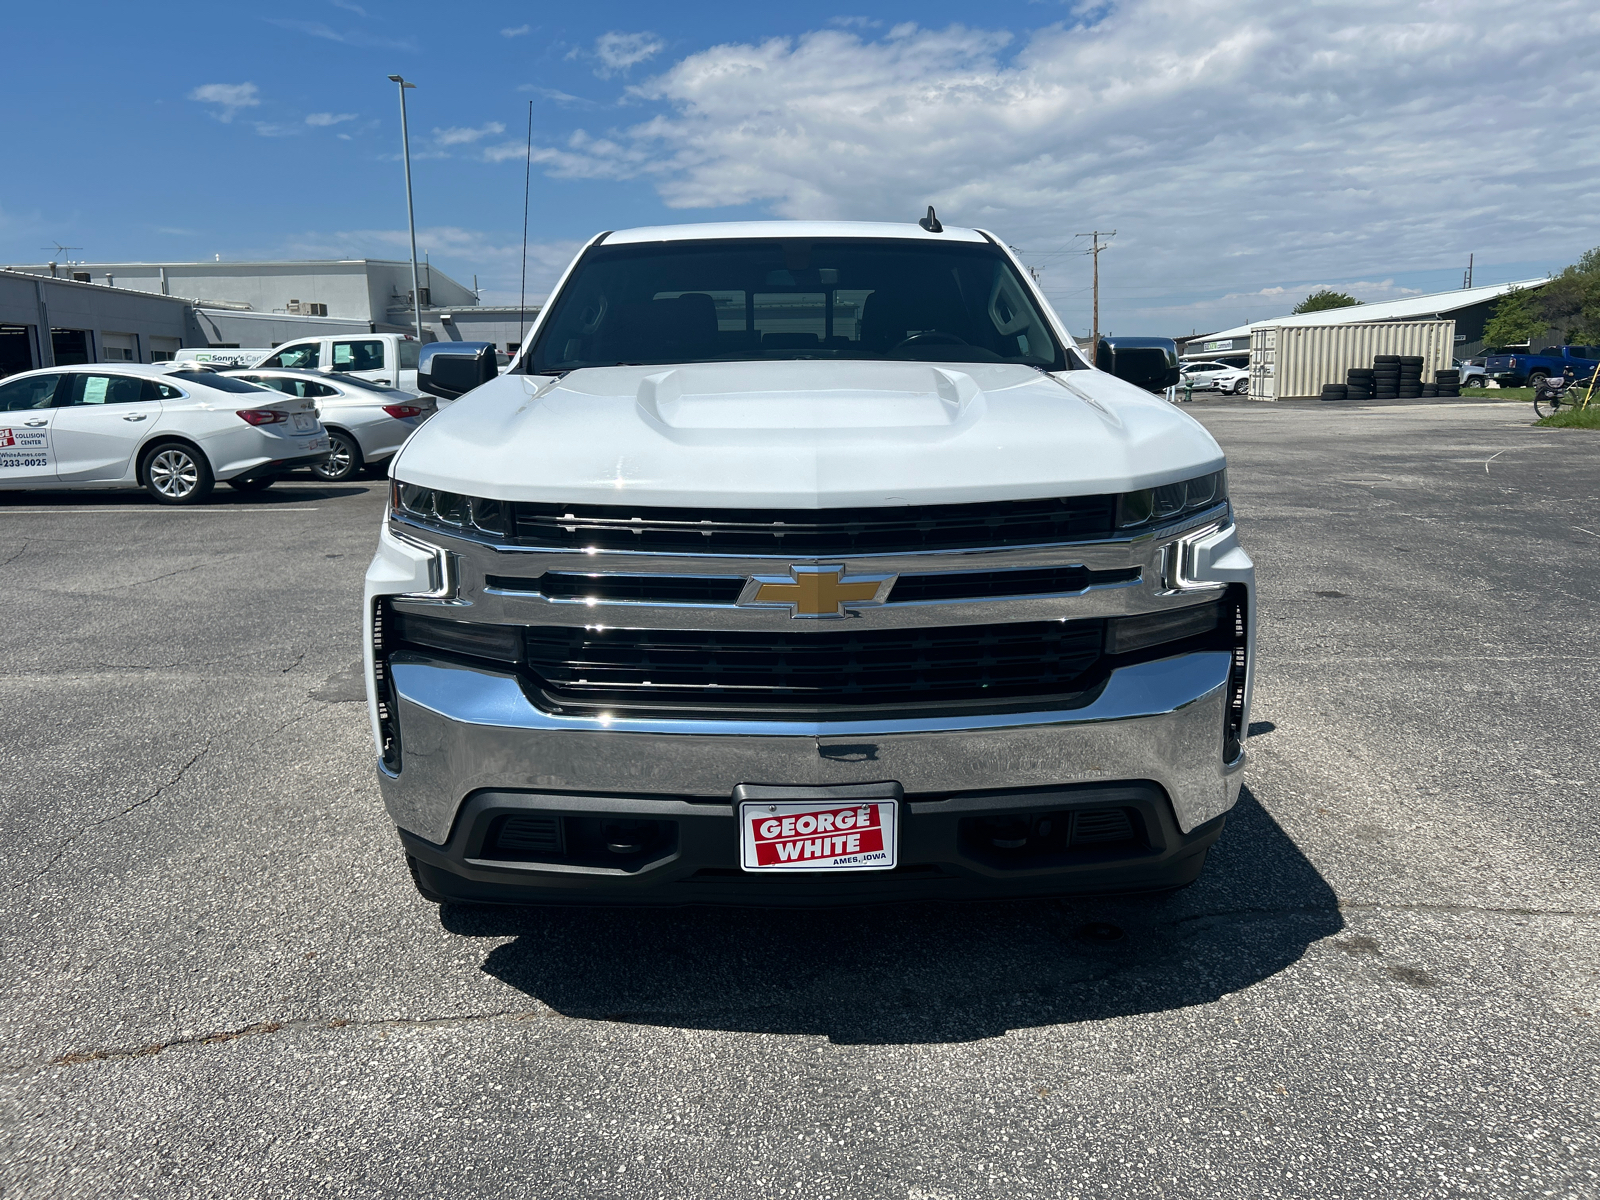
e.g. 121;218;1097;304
1181;361;1249;394
225;369;436;482
0;363;329;504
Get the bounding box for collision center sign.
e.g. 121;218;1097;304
738;799;898;872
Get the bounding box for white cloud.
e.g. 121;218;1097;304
434;122;506;147
591;31;665;78
306;112;358;126
253;121;302;138
188;82;260;123
515;4;1600;334
329;0;367;15
265;17;416;51
518;84;599;108
502;24;531;38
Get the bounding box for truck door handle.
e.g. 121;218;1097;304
24;418;48;427
122;413;149;421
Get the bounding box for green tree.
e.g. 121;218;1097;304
1483;288;1545;349
1292;289;1361;314
1535;246;1600;345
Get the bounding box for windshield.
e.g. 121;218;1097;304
528;237;1066;373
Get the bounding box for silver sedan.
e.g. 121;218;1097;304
225;369;436;482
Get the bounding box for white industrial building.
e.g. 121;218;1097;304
0;257;501;376
1;258;481;354
1;269;199;377
1181;278;1549;366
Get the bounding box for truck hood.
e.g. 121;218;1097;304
391;360;1225;507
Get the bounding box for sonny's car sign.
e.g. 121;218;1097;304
738;799;898;872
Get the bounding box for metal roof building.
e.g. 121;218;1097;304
1182;278;1549;363
1;258;478;343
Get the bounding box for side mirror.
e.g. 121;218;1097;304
418;342;498;400
1096;338;1181;394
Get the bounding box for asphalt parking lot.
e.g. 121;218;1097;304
2;400;1596;1198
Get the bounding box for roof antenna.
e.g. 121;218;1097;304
918;206;943;233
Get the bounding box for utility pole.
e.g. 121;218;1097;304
1463;252;1474;289
1074;230;1116;352
387;74;423;343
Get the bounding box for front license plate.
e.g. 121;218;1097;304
291;413;316;432
739;799;897;872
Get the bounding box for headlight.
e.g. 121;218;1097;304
1116;469;1227;530
391;480;511;538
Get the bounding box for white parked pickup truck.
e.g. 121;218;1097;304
256;332;423;396
364;217;1256;907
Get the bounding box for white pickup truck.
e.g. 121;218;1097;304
256;332;423;395
364;218;1256;907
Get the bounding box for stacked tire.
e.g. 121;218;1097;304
1435;368;1461;398
1321;383;1348;401
1345;368;1374;401
1397;355;1424;398
1372;355;1400;399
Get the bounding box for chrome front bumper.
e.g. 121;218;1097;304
379;649;1244;847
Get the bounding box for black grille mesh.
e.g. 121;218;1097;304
510;495;1117;556
522;619;1106;711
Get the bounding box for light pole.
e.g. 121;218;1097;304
387;74;423;343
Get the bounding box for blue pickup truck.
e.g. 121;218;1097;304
1484;344;1599;387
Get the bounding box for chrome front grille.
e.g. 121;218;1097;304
384;498;1238;720
507;495;1118;556
485;563;1142;607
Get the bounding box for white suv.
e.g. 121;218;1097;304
365;219;1255;906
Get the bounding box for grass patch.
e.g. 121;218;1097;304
1461;387;1534;401
1534;405;1600;429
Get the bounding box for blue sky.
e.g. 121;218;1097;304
4;1;1597;335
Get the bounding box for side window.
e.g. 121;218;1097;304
62;374;153;406
398;341;420;369
303;381;340;398
262;343;320;370
253;378;297;396
331;340;386;372
0;374;62;411
155;382;185;400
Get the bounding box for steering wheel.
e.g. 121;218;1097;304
891;331;969;352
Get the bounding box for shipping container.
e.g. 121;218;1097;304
1247;320;1455;401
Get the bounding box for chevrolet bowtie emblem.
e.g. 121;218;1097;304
737;564;897;619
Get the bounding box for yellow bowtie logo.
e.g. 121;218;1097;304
737;565;896;619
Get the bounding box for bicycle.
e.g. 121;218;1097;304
1533;374;1596;418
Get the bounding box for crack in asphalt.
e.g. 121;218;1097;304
11;735;219;890
12;1009;544;1075
20;895;1599;1074
11;702;322;889
0;540;28;569
97;555;245;592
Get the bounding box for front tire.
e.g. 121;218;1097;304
142;443;214;505
1534;391;1568;418
1233;378;1248;394
312;431;362;482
